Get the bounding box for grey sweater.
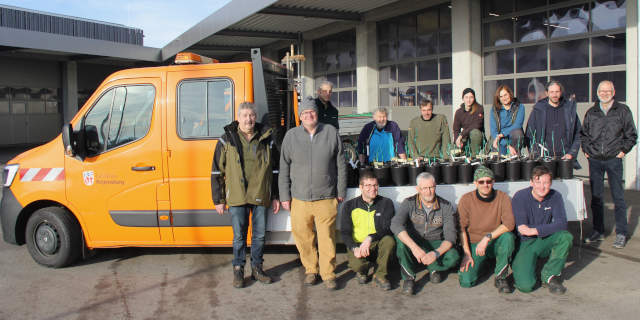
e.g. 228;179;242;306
390;194;457;244
279;123;347;202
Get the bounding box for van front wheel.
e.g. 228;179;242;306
25;207;82;268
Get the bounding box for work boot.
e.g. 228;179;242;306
494;268;513;294
303;273;318;286
355;272;368;285
373;275;391;291
251;264;273;284
584;231;604;244
429;270;442;284
543;275;567;295
233;266;244;289
324;279;337;290
401;279;415;296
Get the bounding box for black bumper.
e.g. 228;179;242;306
1;187;23;244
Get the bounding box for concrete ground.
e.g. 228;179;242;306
1;147;639;320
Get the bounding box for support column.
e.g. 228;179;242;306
356;22;378;114
451;0;482;115
61;61;78;124
302;40;315;100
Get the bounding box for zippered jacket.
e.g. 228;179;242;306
581;100;637;160
340;195;395;250
211;121;278;207
390;194;457;244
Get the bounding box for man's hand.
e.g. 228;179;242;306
517;224;538;236
475;237;489;256
421;251;437;266
359;237;372;258
617;151;625;158
214;204;226;215
281;201;291;211
337;197;344;203
492;137;500;149
358;154;366;164
508;145;518;156
584;152;590;159
561;154;573;160
460;253;474;272
456;136;463;148
410;246;428;264
272;200;280;214
353;247;362;259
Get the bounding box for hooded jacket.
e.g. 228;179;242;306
211;121;278;207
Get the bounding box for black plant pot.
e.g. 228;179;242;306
542;158;557;179
490;161;506;182
373;165;391;186
407;165;424;186
390;165;409;186
506;160;521;181
441;162;458;185
347;166;359;187
558;159;573;179
458;162;473;183
521;159;537;181
425;162;442;184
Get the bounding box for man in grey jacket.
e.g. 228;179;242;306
390;172;460;295
279;97;347;290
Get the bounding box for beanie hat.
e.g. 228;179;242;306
462;88;476;98
473;165;494;181
299;96;318;116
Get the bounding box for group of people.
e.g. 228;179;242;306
209;79;636;295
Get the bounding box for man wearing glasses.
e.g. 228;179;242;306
458;166;515;293
280;97;346;290
512;166;573;294
340;171;395;290
390;172;460;295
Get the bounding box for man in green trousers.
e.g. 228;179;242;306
512;166;573;294
390;172;460;295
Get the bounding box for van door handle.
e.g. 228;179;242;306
131;166;155;171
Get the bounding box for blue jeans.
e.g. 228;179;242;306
588;158;627;236
229;205;267;267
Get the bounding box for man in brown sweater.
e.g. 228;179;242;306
458;165;515;293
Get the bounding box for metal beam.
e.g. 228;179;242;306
216;29;298;40
190;45;253;52
0;45;21;52
259;5;362;21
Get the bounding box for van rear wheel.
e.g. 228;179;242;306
25;207;82;268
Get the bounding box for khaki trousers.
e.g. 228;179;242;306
291;198;338;280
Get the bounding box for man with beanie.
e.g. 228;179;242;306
391;172;460;295
453;88;485;156
279;96;347;290
458;165;515;293
512;166;573;294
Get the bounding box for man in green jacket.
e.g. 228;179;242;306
211;102;280;289
407;100;451;160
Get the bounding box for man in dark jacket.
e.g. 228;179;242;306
390;172;460;295
525;81;581;166
581;80;637;249
340;171;395;290
357;107;406;164
315;81;339;129
211;102;280;288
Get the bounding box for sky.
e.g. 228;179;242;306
0;0;231;48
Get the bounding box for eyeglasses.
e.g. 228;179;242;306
476;179;494;185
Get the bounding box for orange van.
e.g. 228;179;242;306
0;49;297;267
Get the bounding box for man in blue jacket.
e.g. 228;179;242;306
525;81;581;166
512;166;573;294
357;107;406;164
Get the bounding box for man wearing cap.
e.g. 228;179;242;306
512;166;573;294
458;165;515;293
357;107;406;164
340;171;395;290
391;172;460;295
279;97;347;290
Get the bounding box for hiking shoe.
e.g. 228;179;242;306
303;273;318;286
324;279;337;290
251;264;273;284
401;279;415;295
612;234;627;249
543;275;567;295
584;231;604;244
373;275;391;291
495;278;513;294
430;270;442;284
355;272;368;285
233;266;244;288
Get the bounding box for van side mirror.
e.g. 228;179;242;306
62;123;87;159
84;125;101;157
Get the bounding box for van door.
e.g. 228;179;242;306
65;78;164;245
166;67;246;245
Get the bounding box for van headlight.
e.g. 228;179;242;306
3;164;19;187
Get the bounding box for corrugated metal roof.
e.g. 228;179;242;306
229;13;337;34
199;34;276;47
272;0;399;13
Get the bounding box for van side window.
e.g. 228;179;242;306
84;85;155;155
178;79;233;138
